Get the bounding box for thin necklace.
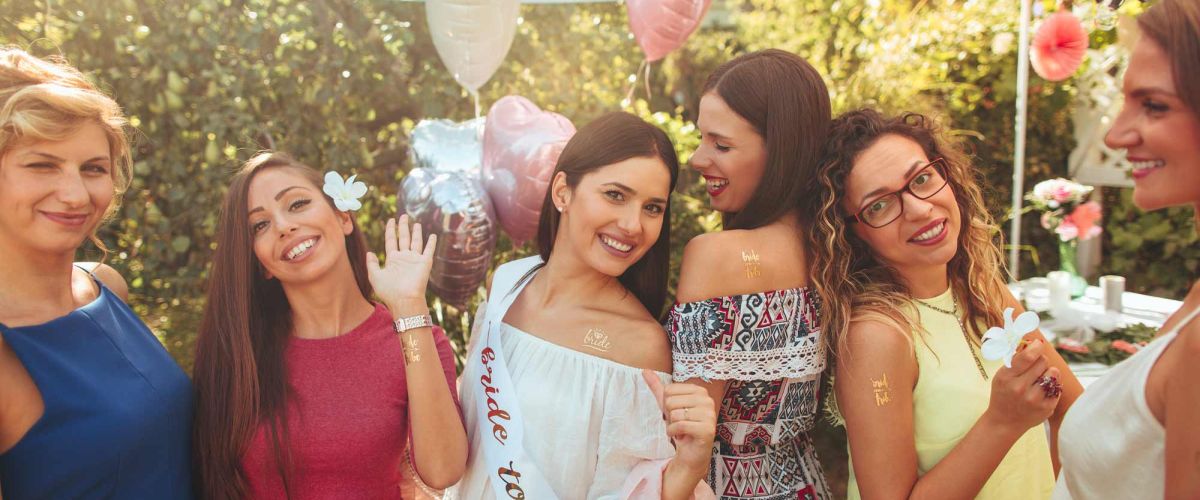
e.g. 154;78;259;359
914;297;989;380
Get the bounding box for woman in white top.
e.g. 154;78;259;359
1054;0;1200;498
450;112;715;499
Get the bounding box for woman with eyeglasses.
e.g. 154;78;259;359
803;109;1081;499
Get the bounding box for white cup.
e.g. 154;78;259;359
1099;275;1125;313
1047;271;1073;311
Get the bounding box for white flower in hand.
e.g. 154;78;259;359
322;171;368;212
982;307;1041;368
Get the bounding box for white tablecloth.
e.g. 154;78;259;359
1013;282;1183;387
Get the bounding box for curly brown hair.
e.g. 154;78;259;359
801;108;1009;358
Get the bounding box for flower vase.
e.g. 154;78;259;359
1058;239;1088;298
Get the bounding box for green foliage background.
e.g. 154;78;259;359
3;0;1197;491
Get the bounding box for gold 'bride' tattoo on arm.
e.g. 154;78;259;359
871;373;891;406
402;334;421;363
741;250;761;278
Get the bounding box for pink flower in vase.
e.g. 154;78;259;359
1051;185;1075;203
1055;220;1080;241
1066;201;1102;241
1041;211;1055;231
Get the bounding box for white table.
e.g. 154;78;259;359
1013;282;1183;387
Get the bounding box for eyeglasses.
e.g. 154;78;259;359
846;158;949;228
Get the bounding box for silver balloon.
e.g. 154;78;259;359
410;117;486;176
401;119;497;308
1093;5;1118;31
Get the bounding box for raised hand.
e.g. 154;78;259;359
642;370;717;474
366;215;437;307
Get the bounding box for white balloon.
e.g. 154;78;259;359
425;0;520;93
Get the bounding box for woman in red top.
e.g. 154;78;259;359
192;152;466;499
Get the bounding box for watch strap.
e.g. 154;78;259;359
393;314;433;334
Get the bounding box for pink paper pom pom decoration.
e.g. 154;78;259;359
1031;11;1089;81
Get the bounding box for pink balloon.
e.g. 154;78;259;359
482;96;576;245
1031;11;1089;82
626;0;712;62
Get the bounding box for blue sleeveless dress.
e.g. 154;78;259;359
0;273;193;499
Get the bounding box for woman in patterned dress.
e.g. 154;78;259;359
667;49;833;499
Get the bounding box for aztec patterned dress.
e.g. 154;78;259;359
667;287;830;500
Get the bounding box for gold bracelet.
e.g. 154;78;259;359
392;313;431;364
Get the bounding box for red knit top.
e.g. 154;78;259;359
240;303;459;499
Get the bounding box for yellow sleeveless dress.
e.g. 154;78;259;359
847;287;1055;499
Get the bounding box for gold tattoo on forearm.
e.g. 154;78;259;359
871;373;891;406
741;250;761;278
402;334;422;363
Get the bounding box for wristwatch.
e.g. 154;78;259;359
393;314;434;334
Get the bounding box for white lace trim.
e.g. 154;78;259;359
671;342;826;382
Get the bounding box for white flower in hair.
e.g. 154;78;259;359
981;307;1040;368
322;171;368;212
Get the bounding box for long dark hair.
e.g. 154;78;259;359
192;152;373;499
702;48;831;230
534;112;679;318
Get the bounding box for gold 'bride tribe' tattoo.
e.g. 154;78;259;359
742;250;761;278
871;373;891;407
584;328;612;352
402;337;422;363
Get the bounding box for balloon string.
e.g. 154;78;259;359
473;92;481;119
623;59;649;108
643;61;652;101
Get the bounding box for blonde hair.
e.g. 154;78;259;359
803;109;1009;359
0;46;132;253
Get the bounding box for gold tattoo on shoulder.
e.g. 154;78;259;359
741;250;761;278
583;328;612;352
871;373;892;407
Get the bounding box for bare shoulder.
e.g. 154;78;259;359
1178;290;1200;355
76;262;129;302
610;313;673;373
1169;282;1200;346
838;318;915;373
679;230;739;268
677;230;759;303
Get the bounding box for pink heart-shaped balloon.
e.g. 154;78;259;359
482;96;576;245
1031;11;1088;82
626;0;712;62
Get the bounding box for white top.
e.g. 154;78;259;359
1053;305;1200;500
448;257;675;500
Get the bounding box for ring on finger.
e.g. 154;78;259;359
1036;375;1062;398
683;407;690;421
